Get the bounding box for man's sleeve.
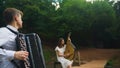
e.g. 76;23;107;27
0;49;15;60
0;30;15;60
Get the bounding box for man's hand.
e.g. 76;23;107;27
14;51;29;61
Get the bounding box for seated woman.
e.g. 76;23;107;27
55;38;73;68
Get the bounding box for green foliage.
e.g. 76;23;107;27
0;0;120;48
56;0;117;47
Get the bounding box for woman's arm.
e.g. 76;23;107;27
56;50;65;57
56;50;70;57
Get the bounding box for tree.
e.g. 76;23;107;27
0;0;119;48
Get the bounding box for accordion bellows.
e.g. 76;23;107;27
16;33;46;68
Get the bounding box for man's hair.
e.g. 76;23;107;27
3;8;23;24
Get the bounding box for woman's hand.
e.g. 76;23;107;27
64;53;70;57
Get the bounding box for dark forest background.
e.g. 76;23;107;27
0;0;120;49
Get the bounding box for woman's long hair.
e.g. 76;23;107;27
57;38;64;48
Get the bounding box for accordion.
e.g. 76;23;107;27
16;33;46;68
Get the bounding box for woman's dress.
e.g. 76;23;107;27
55;45;73;68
